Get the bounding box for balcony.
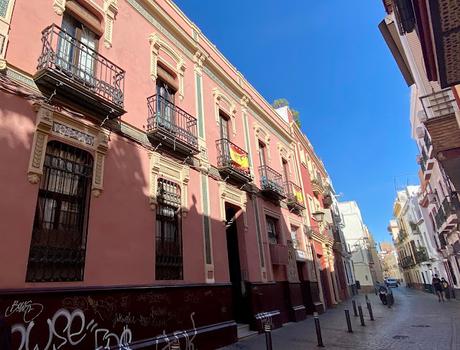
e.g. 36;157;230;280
435;195;459;233
322;194;333;208
147;95;199;156
269;243;288;265
427;0;460;88
399;255;415;269
311;177;325;195
409;222;420;234
216;138;251;183
285;181;305;212
415;247;429;264
259;165;285;200
397;229;408;243
34;24;125;120
420;89;460;155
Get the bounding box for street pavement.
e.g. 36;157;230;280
220;287;460;350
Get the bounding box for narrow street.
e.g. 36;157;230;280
222;288;460;350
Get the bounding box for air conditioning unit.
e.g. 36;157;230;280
415;126;424;138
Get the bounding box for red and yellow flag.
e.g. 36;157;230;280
229;144;249;170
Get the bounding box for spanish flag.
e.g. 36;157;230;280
229;144;249;170
294;189;303;203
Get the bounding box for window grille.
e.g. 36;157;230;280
156;178;183;280
26;141;93;282
266;216;278;244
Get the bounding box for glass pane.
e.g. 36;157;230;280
0;0;10;18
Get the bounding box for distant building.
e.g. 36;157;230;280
378;240;403;281
339;201;382;293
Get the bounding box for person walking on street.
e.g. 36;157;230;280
432;274;444;302
441;277;450;300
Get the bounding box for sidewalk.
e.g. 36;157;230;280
220;288;460;350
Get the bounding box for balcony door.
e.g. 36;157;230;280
219;112;230;164
57;14;98;86
156;79;176;131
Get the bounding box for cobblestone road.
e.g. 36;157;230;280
220;287;460;350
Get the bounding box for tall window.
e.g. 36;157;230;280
266;216;278;244
219;111;230;140
156;178;183;280
156;76;176;130
57;14;98;84
258;141;267;167
27;141;93;282
282;158;289;182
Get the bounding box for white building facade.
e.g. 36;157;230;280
339;201;379;293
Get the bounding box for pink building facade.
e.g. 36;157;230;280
0;1;347;348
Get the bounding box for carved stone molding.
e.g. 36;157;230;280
103;0;118;49
53;0;66;15
28;103;110;197
253;123;271;162
212;87;237;136
149;33;186;100
218;181;248;229
193;50;207;75
149;153;190;214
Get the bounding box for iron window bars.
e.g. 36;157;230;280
26;141;93;282
156;178;183;280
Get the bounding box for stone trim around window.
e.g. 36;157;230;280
27;103;110;197
212;87;237;137
218;181;248;230
53;0;117;49
149;152;190;215
149;33;186;100
253;123;271;164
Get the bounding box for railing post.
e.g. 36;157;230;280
264;323;273;350
366;301;374;321
352;300;358;317
313;312;324;347
358;305;365;326
344;309;353;333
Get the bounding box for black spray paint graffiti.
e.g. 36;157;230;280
8;307;132;350
151;312;197;350
4;299;199;350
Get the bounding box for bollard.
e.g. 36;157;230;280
344;309;353;333
264;323;273;350
352;300;358;317
366;302;374;321
365;294;369;302
313;312;325;347
357;305;365;326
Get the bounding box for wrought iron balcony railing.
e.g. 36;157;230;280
147;94;199;155
285;181;305;210
435;195;460;231
259;165;285;199
35;24;125;118
399;255;415;269
216;138;251;182
420;88;457;121
415;247;429;264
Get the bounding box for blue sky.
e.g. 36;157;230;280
174;0;419;243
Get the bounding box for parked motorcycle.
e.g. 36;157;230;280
378;286;394;307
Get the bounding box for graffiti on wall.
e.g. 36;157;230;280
0;286;232;349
